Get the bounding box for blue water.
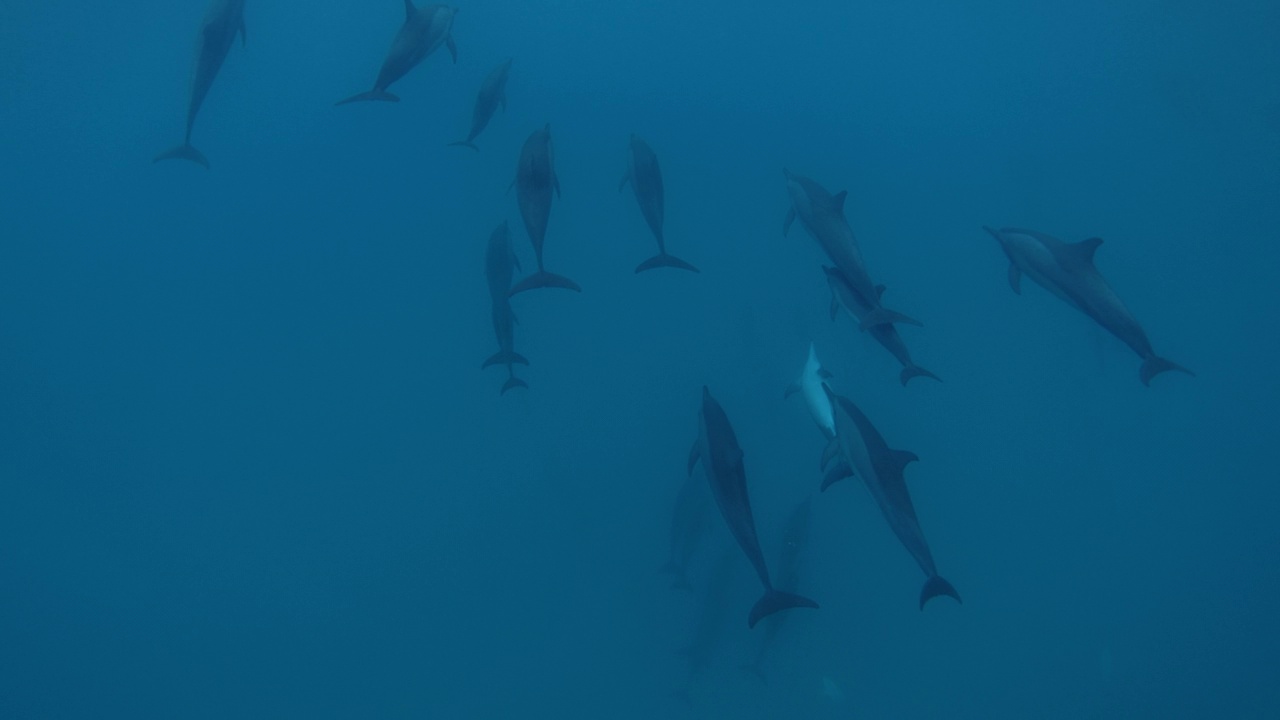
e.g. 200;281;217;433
2;1;1278;717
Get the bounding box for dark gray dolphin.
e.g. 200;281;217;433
619;134;699;273
690;386;819;628
336;1;458;105
661;472;712;592
448;58;511;151
153;0;246;168
508;124;581;295
983;226;1193;385
783;169;918;329
823;266;939;386
481;221;528;394
741;495;812;684
821;385;960;610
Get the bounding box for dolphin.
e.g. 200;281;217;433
508;124;581;295
820;385;960;610
481;221;528;394
690;386;819;628
782;169;918;329
823;266;940;386
335;1;458;105
785;343;836;439
661;472;712;592
741;495;812;684
153;0;246;168
983;226;1193;385
448;58;512;151
619;134;700;273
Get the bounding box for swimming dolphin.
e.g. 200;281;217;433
335;1;458;105
620;135;700;273
823;266;940;386
690;387;819;628
820;385;960;610
983;226;1193;385
785;343;835;439
481;221;528;394
508;124;581;295
153;0;246;168
448;58;511;150
783;169;918;329
661;472;712;591
741;495;812;684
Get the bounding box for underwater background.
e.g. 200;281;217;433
2;0;1278;717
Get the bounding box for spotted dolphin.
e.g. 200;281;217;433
449;58;512;151
481;221;528;394
620;135;699;273
661;472;712;592
785;342;835;439
983;226;1193;385
821;385;961;610
153;0;246;168
336;1;458;105
823;266;939;386
783;169;918;329
690;387;819;628
508;124;581;295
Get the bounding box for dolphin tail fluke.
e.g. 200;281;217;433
152;143;209;169
335;89;400;105
481;351;530;369
900;364;941;386
748;589;819;628
919;575;962;610
738;662;768;685
1139;356;1194;386
635;253;700;274
500;376;528;394
507;271;582;296
448;140;479;151
858;307;923;330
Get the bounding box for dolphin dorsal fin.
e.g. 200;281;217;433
831;190;848;212
890;449;919;474
403;0;416;20
1077;237;1102;263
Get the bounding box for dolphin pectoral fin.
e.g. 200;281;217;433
500;376;528;394
828;294;839;321
687;443;700;476
890;449;919;474
900;365;941;386
446;35;458;64
153;143;209;169
481;350;529;369
820;462;853;491
858;308;923;331
448;140;479;151
507;271;581;296
506;178;515;194
919;575;961;610
1007;262;1022;294
784;382;801;399
618;169;630;193
635;253;700;274
783;207;796;237
819;438;839;470
1139;355;1194;386
748;589;819;629
335;90;400;105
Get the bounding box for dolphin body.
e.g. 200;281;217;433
820;385;960;610
983;226;1193;386
153;0;247;168
336;1;458;105
823;266;940;386
783;169;918;329
690;387;819;628
481;221;528;394
661;472;712;591
508;124;581;295
785;343;835;439
449;58;512;151
619;135;700;273
741;496;812;684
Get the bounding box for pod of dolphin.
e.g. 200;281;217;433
154;0;1196;641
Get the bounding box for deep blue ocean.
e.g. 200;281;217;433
2;1;1278;717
